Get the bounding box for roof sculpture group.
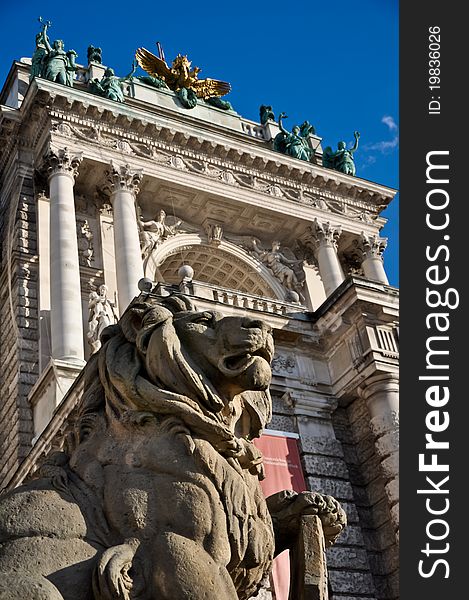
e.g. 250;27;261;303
28;17;361;176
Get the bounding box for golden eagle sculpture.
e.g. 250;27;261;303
135;47;231;99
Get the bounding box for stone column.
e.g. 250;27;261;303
357;233;389;284
105;163;144;315
306;219;344;296
45;148;84;363
360;373;399;540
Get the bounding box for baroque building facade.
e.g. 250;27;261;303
0;50;398;600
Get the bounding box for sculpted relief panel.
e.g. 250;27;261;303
0;294;346;600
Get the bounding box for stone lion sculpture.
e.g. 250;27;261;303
0;293;346;600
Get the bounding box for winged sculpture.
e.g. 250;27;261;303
135;47;231;108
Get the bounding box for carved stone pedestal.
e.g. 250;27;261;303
289;515;329;600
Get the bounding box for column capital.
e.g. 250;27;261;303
356;232;387;260
305;219;342;252
359;372;399;399
43;147;83;180
104;162;143;196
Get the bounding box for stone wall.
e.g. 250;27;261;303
333;400;398;600
267;392;380;600
0;178;39;489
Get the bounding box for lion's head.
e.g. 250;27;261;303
74;293;274;463
143;298;274;402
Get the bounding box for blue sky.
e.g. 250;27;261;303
0;0;399;286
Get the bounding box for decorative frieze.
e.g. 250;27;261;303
46;115;392;221
271;354;296;375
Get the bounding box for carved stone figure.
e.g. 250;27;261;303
38;18;78;87
87;284;117;353
138;208;183;267
247;237;306;295
77;219;94;267
0;293;346;599
205;222;223;246
323;131;360;176
273;113;315;162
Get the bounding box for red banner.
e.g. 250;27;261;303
254;433;306;600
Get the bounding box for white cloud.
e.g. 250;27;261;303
364;115;399;154
382;115;398;132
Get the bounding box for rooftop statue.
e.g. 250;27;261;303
260;104;275;125
30;27;48;82
89;62;137;103
273;112;315;162
135;73;170;90
135;46;231;109
0;293;346;600
299;120;316;137
87;45;102;64
33;17;78;87
205;95;234;111
323;131;360;176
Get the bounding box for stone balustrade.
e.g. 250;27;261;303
153;280;307;316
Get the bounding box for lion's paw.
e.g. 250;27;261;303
92;541;138;600
266;490;347;551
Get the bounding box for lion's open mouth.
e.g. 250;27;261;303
219;347;272;377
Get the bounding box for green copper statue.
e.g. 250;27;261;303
299;120;315;137
323;132;360;176
30;27;48;81
260;105;275;125
87;45;102;64
205;96;234;111
35;18;77;86
89;62;137;103
273;113;315;162
136;74;169;90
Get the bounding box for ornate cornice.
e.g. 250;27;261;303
52;119;388;221
14;80;396;218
